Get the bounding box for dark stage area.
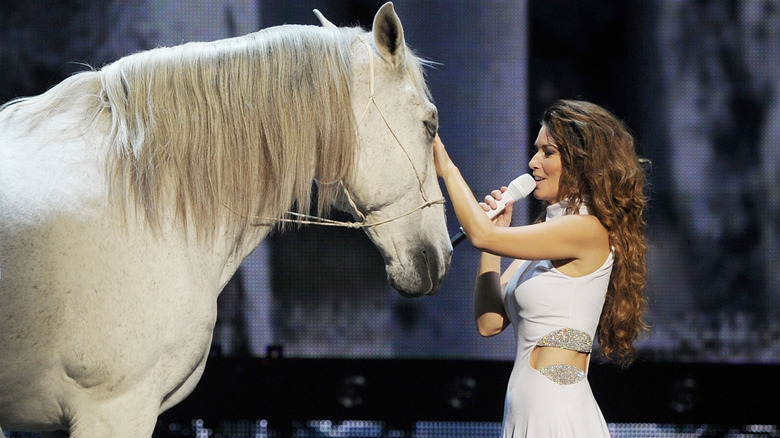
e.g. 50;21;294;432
134;358;780;437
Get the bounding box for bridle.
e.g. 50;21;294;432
246;36;444;230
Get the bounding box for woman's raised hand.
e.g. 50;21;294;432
432;134;455;178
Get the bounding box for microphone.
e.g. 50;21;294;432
450;173;536;247
484;173;536;219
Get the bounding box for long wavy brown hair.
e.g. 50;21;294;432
541;99;649;367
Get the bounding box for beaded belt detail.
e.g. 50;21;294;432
536;328;592;353
538;364;587;385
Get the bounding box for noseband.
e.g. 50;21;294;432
247;36;443;230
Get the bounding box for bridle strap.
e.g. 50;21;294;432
355;37;430;202
357;37;376;123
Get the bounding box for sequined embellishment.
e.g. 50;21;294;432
536;328;592;353
538;364;586;385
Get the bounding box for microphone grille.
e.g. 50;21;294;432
505;174;536;201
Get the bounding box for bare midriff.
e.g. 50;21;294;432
530;346;589;373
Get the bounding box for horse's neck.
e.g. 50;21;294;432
216;224;273;290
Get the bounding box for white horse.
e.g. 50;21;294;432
0;3;451;436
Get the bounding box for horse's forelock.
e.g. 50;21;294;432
99;25;361;245
404;49;434;103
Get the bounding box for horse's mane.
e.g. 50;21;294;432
97;25;367;244
0;23;434;249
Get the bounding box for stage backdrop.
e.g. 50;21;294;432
2;0;778;364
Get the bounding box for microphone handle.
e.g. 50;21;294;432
485;195;514;220
450;228;467;247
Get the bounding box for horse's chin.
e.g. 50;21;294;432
385;247;451;297
390;275;432;298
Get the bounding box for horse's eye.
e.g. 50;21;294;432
423;120;437;139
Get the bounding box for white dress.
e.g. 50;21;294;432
500;201;612;437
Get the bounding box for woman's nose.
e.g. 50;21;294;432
529;152;540;169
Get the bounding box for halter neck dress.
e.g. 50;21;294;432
500;200;612;437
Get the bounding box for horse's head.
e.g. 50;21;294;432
317;3;452;297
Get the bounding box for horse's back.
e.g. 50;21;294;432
1;72;107;216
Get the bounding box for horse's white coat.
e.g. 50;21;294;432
0;3;451;436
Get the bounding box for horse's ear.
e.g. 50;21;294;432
313;9;337;29
372;2;405;67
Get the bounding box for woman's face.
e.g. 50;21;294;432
529;124;564;203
